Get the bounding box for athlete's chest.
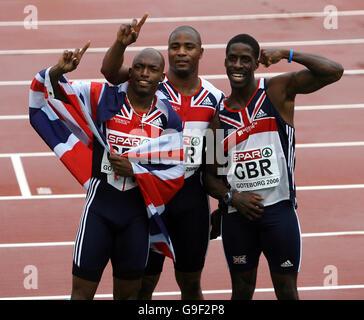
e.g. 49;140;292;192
105;101;165;155
107;99;165;132
158;81;216;123
221;87;276;130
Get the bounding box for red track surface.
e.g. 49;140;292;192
0;0;364;300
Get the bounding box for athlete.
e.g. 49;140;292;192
204;34;343;300
101;15;224;299
31;42;184;299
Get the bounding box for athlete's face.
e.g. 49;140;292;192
129;50;165;96
225;42;259;88
168;31;203;77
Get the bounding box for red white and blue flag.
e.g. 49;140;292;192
29;67;185;260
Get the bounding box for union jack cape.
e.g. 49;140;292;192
29;67;185;260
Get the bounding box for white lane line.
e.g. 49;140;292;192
1;69;363;87
0;152;55;158
0;184;363;201
295;103;364;111
296;141;364;148
1;184;361;201
0;241;75;248
301;231;364;238
2;104;364;120
1;231;363;248
0;194;85;201
297;184;364;191
10;155;31;197
201;70;364;80
215;231;364;241
1;38;364;55
1;10;364;27
1;284;364;300
0;115;29;120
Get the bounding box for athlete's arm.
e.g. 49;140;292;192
260;49;344;125
49;41;90;103
202;112;264;221
101;14;148;85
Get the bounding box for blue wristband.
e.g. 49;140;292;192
288;49;293;63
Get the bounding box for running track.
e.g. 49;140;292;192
0;0;364;300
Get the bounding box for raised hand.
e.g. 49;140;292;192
116;13;148;46
259;48;285;68
57;41;91;73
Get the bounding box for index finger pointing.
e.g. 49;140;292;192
136;13;148;31
80;40;91;56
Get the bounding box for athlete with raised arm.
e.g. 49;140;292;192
101;15;224;300
204;34;343;300
30;41;184;299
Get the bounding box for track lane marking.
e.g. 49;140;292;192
1;10;364;27
2;183;364;201
1;284;364;300
1;231;363;248
10;155;31;197
1;38;364;55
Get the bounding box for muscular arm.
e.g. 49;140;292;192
101;14;148;85
260;49;344;125
101;40;130;85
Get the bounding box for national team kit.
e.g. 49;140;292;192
70;80;184;281
218;78;301;274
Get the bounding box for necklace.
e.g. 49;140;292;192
125;93;154;129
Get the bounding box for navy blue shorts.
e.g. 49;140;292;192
144;172;210;274
72;177;150;282
222;200;301;274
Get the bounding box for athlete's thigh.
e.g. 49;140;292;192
111;213;150;280
73;205;113;282
144;249;166;275
167;183;210;272
260;200;301;274
175;199;210;272
221;211;261;272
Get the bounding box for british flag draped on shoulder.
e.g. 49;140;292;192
29;67;185;260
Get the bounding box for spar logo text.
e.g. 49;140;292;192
108;134;141;147
233;148;273;179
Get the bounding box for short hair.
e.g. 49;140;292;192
133;48;165;71
168;25;202;45
226;34;260;60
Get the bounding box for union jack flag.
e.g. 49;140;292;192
29;67;185;260
233;255;247;264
